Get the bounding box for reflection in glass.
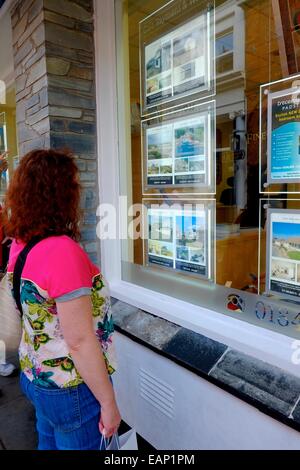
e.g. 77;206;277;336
117;0;300;329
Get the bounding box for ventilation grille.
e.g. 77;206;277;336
139;368;175;419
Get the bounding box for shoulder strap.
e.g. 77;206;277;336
13;237;43;316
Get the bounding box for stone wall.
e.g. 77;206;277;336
12;0;49;156
11;0;99;263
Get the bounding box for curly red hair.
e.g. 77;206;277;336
2;149;82;243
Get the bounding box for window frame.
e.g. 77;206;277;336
94;0;299;376
216;31;234;58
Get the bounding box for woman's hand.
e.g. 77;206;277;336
99;398;121;439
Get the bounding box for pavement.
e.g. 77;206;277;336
0;355;37;450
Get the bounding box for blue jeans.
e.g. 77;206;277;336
20;372;106;450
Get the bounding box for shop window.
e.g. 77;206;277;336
115;0;300;336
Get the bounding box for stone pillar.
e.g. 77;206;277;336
11;0;99;263
12;0;49;155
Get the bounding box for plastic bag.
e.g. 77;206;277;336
101;429;138;451
0;274;21;356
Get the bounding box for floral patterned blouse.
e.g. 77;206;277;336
7;236;116;389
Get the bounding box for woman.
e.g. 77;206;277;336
2;149;121;450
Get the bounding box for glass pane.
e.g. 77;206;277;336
216;32;233;56
116;0;300;338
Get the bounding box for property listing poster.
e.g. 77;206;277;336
267;209;300;299
144;14;209;109
267;88;300;183
146;111;210;189
146;204;212;279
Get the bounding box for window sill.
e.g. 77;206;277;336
109;280;299;377
111;297;300;434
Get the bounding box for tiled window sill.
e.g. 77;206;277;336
111;298;300;434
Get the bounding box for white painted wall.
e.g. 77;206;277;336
113;332;300;450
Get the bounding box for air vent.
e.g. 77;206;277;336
139;368;175;419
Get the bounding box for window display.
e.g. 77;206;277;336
267;87;300;184
116;0;300;337
143;101;215;193
266;208;300;300
144;200;214;280
260;75;300;193
140;0;215;114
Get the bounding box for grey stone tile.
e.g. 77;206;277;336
163;329;228;374
50;132;96;155
76;20;94;33
210;350;300;416
48;90;94;110
26;58;47;88
46;42;80;62
68;121;95;134
0;396;37;450
73;0;93;11
44;10;76;29
111;300;139;328
50;106;82;119
211;366;294;416
14;40;33;67
26;44;46;70
28;0;43;23
48;75;92;93
44;0;92;22
25;93;40;110
50;118;65;132
45;22;93;51
120;309;180;350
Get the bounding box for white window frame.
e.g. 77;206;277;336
94;0;299;377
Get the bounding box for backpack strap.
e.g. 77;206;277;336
13;237;43;316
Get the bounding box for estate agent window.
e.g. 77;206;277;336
113;0;300;338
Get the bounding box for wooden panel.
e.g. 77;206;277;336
216;229;266;289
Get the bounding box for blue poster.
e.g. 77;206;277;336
269;90;300;182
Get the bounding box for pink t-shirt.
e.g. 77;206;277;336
7;235;116;388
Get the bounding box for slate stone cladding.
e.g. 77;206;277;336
112;298;300;433
11;0;99;261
